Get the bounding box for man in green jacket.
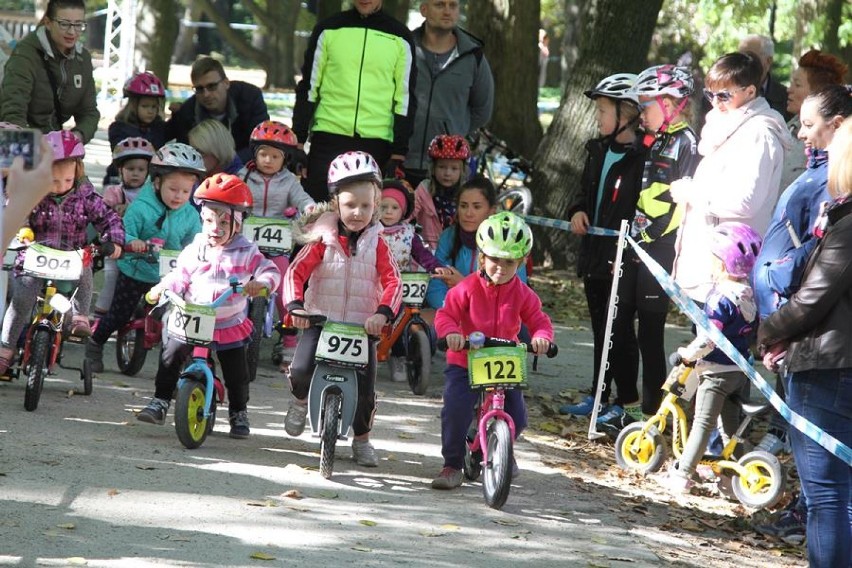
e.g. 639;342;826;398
293;0;417;201
0;0;99;144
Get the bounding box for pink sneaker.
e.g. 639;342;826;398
655;467;695;495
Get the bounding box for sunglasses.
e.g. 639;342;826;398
703;86;747;103
193;80;223;94
52;19;87;33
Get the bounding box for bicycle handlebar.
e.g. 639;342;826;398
150;277;267;308
437;335;558;358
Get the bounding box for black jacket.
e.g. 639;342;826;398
569;136;646;279
763;73;792;123
758;200;852;372
166;81;269;162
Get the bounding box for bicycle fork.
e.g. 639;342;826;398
473;390;517;466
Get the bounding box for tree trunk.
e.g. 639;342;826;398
467;0;542;159
174;2;203;64
143;0;182;85
531;0;662;268
262;0;299;88
560;0;584;88
822;0;844;56
382;0;411;22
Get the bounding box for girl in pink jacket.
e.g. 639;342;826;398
432;212;554;490
138;174;281;440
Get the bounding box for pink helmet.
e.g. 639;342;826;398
327;151;381;194
123;71;166;98
710;222;762;278
45;130;84;161
112;137;156;164
631;65;694;99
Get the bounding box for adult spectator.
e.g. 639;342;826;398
166;57;268;163
780;50;847;190
404;0;494;188
757;115;852;568
188;119;243;176
293;0;417;201
738;34;792;121
0;0;99;143
670;51;792;303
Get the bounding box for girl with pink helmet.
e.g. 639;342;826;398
0;131;125;375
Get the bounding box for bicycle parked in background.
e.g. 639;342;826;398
470;128;534;216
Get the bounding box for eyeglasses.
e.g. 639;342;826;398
193;80;223;94
703;86;747;103
52;19;87;33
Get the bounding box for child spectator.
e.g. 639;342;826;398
138;174;280;439
412;134;470;249
425;175;527;310
85;143;206;373
558;73;646;424
105;71;168;185
283;151;402;467
379;178;448;381
238;120;316;369
94;137;156;318
432;212;553;489
0;131;124;373
659;222;762;493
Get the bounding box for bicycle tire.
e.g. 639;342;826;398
498;186;533;216
482;420;513;509
406;329;431;396
174;379;211;449
23;329;50;412
614;422;667;474
116;326;147;376
320;392;341;479
80;358;93;396
246;297;267;383
731;450;785;510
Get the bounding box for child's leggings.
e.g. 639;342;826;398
91;272;152;347
678;370;746;476
440;364;527;470
1;267;92;348
287;325;377;437
153;337;250;416
94;258;119;313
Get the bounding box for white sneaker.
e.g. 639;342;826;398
389;356;407;382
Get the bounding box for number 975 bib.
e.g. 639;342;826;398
467;346;527;389
316;322;369;367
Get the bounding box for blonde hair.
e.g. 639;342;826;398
188;119;236;167
828;117;852;198
114;96;165;126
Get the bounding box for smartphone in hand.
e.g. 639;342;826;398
0;128;41;172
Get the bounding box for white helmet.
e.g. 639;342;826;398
631;65;694;99
327;151;381;194
585;73;639;104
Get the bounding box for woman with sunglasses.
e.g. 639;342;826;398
670;51;793;305
0;0;98;144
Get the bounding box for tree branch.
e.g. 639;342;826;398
194;0;267;65
242;0;271;28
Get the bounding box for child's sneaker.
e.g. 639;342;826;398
754;505;806;545
388;356;407;382
70;315;92;338
137;398;170;425
284;398;308;437
656;464;695;495
596;404;624;424
431;467;463;489
756;431;789;455
351;439;378;467
559;394;604;416
0;345;15;376
229;410;250;439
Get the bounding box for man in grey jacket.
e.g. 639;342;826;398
404;0;494;187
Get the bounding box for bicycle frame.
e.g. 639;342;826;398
469;388;516;467
376;303;430;363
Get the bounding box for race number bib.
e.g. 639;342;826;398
400;272;430;305
158;250;180;277
166;302;216;345
22;244;83;280
316;322;369;367
467;346;528;389
243;217;293;253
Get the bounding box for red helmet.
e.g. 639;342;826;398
381;178;415;220
250;120;298;155
124;71;166;98
428;135;470;161
193;173;253;213
45;130;84;160
112;137;156;164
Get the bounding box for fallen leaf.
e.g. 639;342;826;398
249;552;276;560
66;390;75;397
316;491;339;499
359;519;377;526
247;500;278;508
135;465;157;471
282;489;303;499
351;545;372;552
491;519;519;526
287;506;310;512
107;489;119;497
420;530;448;537
439;524;460;530
397;432;414;439
56;523;75;530
65;558;87;566
591;536;606;544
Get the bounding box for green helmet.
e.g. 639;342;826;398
476;212;533;260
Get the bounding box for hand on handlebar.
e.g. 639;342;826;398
243;280;268;298
288;309;312;329
145;284;164;304
530;337;551;356
127;239;148;253
364;313;388;336
445;332;465;352
108;243;123;259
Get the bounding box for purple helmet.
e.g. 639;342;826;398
45;130;84;161
710;222;762;278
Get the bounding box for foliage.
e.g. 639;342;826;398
0;0;33;11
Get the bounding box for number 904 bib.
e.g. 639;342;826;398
22;244;84;280
316;322;369;367
467;346;527;389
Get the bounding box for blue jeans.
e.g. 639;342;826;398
440;364;527;470
785;368;852;567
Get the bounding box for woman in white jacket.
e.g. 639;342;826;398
670;51;793;303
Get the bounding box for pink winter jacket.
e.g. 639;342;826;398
435;272;554;368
